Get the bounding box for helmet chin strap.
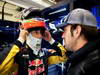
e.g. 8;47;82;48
26;33;42;55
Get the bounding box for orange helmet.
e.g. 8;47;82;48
21;18;46;30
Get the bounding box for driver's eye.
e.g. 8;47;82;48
35;31;41;34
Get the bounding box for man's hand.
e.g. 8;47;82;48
43;30;55;44
42;30;52;41
18;29;29;44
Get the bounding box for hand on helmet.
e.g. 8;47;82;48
18;29;29;44
43;30;55;44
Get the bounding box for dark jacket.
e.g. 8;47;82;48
14;40;67;75
65;39;100;75
15;45;47;75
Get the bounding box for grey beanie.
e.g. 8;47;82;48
57;8;97;28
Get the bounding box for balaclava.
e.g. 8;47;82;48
26;33;42;55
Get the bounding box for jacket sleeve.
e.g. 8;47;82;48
0;40;22;75
51;42;67;55
48;42;68;64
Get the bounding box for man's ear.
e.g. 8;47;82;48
73;25;82;38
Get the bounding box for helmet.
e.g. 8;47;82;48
21;18;46;30
21;7;42;20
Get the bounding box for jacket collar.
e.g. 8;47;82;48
69;38;100;64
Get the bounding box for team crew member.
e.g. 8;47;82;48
57;8;100;75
